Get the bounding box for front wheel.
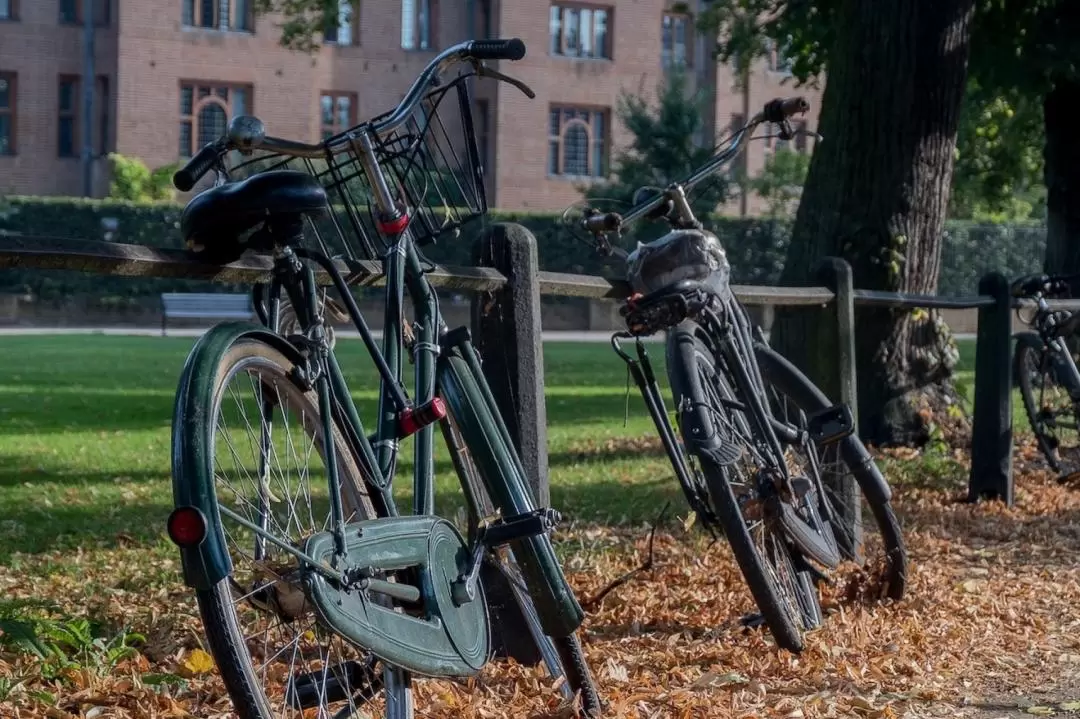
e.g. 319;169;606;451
1014;333;1080;480
173;335;410;718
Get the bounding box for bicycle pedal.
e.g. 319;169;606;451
807;404;855;446
739;612;765;629
285;658;382;710
480;508;561;547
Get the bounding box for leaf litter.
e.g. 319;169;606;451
1;437;1080;717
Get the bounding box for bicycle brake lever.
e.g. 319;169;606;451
475;64;536;99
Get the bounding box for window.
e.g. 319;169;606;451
794;120;808;153
766;37;793;74
475;99;489;171
58;76;78;157
1;0;17;21
549;4;610;59
179;82;252;157
320;92;356;139
401;0;434;50
0;72;14;155
548;106;607;178
661;13;691;68
324;0;358;45
182;0;253;32
56;75;110;157
59;0;109;25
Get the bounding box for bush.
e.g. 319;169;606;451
0;196;1048;302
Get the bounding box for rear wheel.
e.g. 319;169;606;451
668;323;820;653
177;338;411;718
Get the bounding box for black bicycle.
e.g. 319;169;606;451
562;98;907;653
164;39;601;718
1012;272;1080;484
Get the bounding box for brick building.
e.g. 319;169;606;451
0;0;821;214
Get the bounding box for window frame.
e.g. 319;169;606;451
182;0;255;33
59;0;110;26
401;0;437;51
661;11;692;69
178;81;254;159
0;0;18;22
0;71;16;155
323;0;360;45
319;90;358;139
547;104;609;180
549;2;613;60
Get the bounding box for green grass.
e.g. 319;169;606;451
0;334;988;564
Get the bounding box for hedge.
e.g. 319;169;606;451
0;196;1047;302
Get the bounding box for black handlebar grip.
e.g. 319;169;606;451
583;211;622;234
762;97;810;123
468;38;527;61
173;143;222;192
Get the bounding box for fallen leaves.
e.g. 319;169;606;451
1;438;1080;717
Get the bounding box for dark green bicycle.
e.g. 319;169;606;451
164;39;600;718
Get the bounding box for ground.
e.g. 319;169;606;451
0;336;1078;718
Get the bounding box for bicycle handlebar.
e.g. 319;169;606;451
173;38;528;192
1011;273;1080;299
577;96;809;237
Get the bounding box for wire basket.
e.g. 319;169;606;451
224;70;487;263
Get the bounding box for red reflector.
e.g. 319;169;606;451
167;506;207;547
398;397;448;438
376;213;410;236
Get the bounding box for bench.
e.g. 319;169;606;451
160;292;254;336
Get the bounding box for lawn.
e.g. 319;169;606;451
1;334;1079;718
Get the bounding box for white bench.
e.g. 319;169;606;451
160;292;254;336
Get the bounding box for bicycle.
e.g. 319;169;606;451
561;97;908;653
163;38;601;718
1012;272;1080;484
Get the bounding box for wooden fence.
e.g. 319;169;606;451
1;229;1068;507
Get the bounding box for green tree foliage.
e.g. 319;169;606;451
584;68;729;218
107;154;177;203
251;0;352;52
749;148;810;218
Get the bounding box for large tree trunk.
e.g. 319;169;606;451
1043;78;1080;277
770;0;975;446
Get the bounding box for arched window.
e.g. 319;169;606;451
548;106;608;178
178;83;251;158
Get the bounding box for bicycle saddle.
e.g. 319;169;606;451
181;170;328;260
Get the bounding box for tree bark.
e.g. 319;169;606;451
770;0;975;446
1042;78;1080;278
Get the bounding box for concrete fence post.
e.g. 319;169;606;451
969;272;1014;504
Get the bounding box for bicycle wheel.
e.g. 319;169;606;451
173;335;411;719
667;321;818;653
1015;332;1080;480
438;348;601;716
755;344;908;601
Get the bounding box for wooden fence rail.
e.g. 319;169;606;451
3;229;1071;507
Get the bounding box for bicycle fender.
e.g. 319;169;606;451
171;322;306;591
665;321;740;462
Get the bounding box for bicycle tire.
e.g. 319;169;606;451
437;349;601;715
667;323;809;653
755;344;908;601
175;336;403;719
1014;332;1080;478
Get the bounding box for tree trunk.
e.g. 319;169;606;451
770;0;975;446
1042;78;1080;278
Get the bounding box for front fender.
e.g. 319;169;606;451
171;322;305;591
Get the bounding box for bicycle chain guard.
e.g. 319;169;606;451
302;515;489;678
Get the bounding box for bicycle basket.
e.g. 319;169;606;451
224;71;488;263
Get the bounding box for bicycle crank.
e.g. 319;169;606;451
302;516;489;678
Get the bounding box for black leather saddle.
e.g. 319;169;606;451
180;170;328;259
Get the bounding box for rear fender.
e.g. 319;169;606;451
171;322;305;591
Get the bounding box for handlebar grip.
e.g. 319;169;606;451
762;97;810;123
173;143;223;192
583;211;622;234
467;38;527;61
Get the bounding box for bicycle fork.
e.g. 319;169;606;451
611;332;719;537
